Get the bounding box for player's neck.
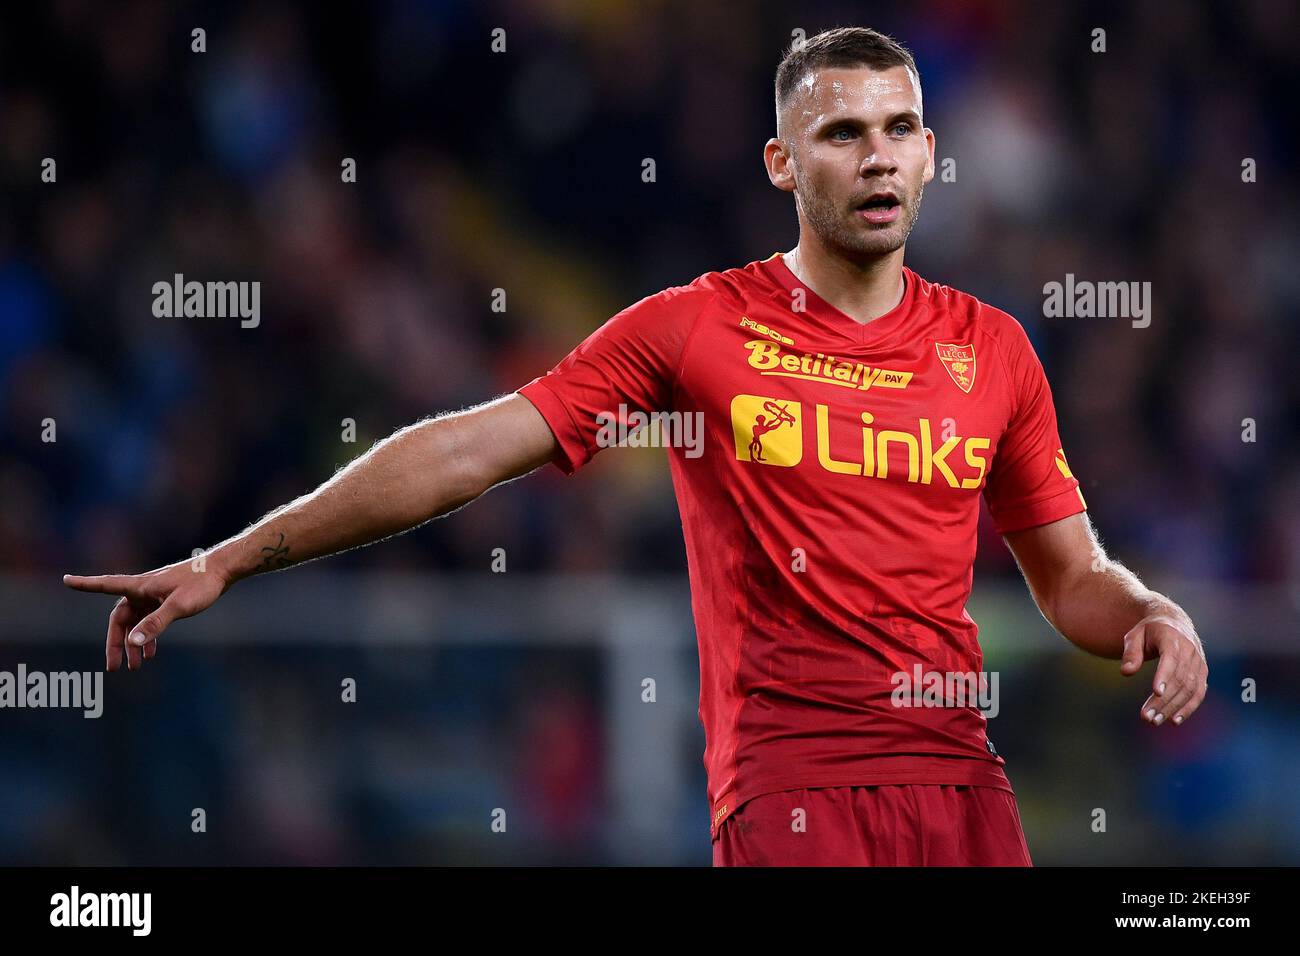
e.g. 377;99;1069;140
783;241;906;326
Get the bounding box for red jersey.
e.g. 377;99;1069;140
516;252;1086;839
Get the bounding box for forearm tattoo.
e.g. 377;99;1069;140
259;531;292;571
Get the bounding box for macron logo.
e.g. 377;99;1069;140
50;886;151;937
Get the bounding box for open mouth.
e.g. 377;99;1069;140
855;193;902;224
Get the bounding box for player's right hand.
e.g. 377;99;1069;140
62;559;232;673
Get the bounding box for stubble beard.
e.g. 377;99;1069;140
798;180;925;261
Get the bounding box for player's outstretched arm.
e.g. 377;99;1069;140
63;394;557;671
1003;512;1208;728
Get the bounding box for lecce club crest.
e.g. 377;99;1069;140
935;342;976;393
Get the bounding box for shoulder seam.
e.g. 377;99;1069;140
980;307;1026;420
673;287;722;395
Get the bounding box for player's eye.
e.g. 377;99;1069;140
891;123;913;136
830;127;855;141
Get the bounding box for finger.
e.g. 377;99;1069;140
125;635;143;671
1149;647;1180;703
1166;663;1208;723
127;594;183;648
142;639;157;661
1120;623;1147;676
1140;693;1160;723
1154;675;1196;724
63;573;144;597
106;599;133;673
1172;681;1208;725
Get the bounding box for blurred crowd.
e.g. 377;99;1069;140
2;1;1297;586
1;0;1297;864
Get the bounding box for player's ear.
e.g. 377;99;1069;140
922;127;936;184
764;137;797;193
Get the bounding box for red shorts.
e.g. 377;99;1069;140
712;784;1033;866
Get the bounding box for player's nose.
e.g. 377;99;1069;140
858;132;899;176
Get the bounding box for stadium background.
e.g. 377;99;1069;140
1;1;1297;864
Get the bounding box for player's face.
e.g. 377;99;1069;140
768;65;935;260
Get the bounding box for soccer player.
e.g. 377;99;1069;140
64;27;1207;866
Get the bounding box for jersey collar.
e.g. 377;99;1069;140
760;251;920;349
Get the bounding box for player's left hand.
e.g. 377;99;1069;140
1119;615;1207;727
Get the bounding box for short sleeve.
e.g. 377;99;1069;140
516;286;712;475
983;319;1087;534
